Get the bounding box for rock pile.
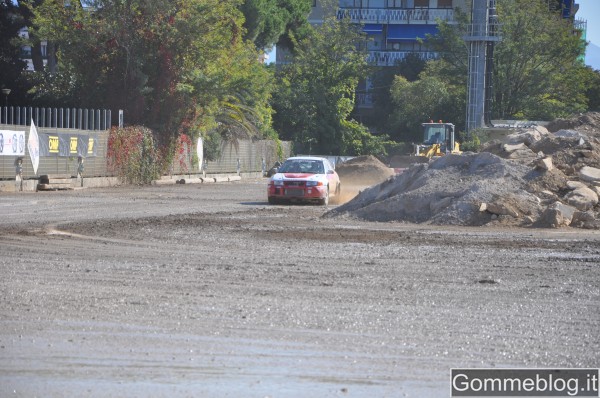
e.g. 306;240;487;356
326;113;600;229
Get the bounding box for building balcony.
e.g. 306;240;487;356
337;7;454;25
367;50;439;66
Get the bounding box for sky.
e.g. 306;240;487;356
577;0;600;44
576;0;600;69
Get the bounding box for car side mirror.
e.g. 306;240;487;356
327;169;334;174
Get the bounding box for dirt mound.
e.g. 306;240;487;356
336;155;394;186
327;133;600;228
327;153;544;226
546;112;600;137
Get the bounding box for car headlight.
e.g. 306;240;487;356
273;180;284;186
305;180;322;187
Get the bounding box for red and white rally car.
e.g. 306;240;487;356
267;156;341;205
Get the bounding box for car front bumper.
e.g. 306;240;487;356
268;184;327;200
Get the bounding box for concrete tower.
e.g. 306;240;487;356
465;0;500;134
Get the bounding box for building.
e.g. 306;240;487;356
336;0;464;69
304;0;466;110
299;0;586;115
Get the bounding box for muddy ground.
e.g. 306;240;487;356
0;180;599;397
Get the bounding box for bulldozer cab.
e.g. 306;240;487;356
414;122;459;158
422;122;455;150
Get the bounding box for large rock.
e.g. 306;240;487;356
571;211;600;229
505;126;549;146
564;185;599;211
579;166;600;184
534;156;553;171
485;202;519;218
508;149;537;160
502;143;536;160
566;180;587;190
502;142;528;152
538;201;577;228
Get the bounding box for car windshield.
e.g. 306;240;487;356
278;159;325;174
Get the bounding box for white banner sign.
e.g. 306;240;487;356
197;137;203;171
0;130;26;156
28;120;40;174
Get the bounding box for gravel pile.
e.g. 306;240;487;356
327;113;600;229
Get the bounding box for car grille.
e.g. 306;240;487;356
284;188;304;197
284;181;305;187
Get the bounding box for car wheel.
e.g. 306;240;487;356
318;187;329;206
268;196;277;205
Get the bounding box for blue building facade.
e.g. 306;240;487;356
337;1;456;67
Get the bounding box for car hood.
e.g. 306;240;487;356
272;173;322;181
281;173;314;179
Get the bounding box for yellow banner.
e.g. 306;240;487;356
70;137;78;154
49;136;59;153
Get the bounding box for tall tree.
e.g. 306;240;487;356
361;54;427;137
426;0;588;121
389;67;464;142
272;18;385;155
240;0;312;50
492;0;587;119
584;67;600;112
30;0;273;143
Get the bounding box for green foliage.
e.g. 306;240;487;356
389;72;464;141
29;0;276;148
492;0;587;119
340;120;389;156
240;0;312;50
459;133;481;153
107;126;163;184
203;130;222;162
584;67;600;112
272;17;379;155
362;54;427;135
383;141;413;156
427;0;588;121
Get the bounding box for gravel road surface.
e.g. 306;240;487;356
1;180;599;397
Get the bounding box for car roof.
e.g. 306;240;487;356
284;157;328;162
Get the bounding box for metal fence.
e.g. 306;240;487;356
0;125;111;179
1;122;291;180
171;139;292;176
1;106;111;130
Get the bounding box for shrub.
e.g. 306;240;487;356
107;126;163;184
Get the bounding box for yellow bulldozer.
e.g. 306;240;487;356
414;122;461;158
389;122;461;170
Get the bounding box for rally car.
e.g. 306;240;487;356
267;156;341;206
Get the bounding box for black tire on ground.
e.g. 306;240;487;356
268;197;277;205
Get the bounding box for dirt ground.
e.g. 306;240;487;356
1;179;599;398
